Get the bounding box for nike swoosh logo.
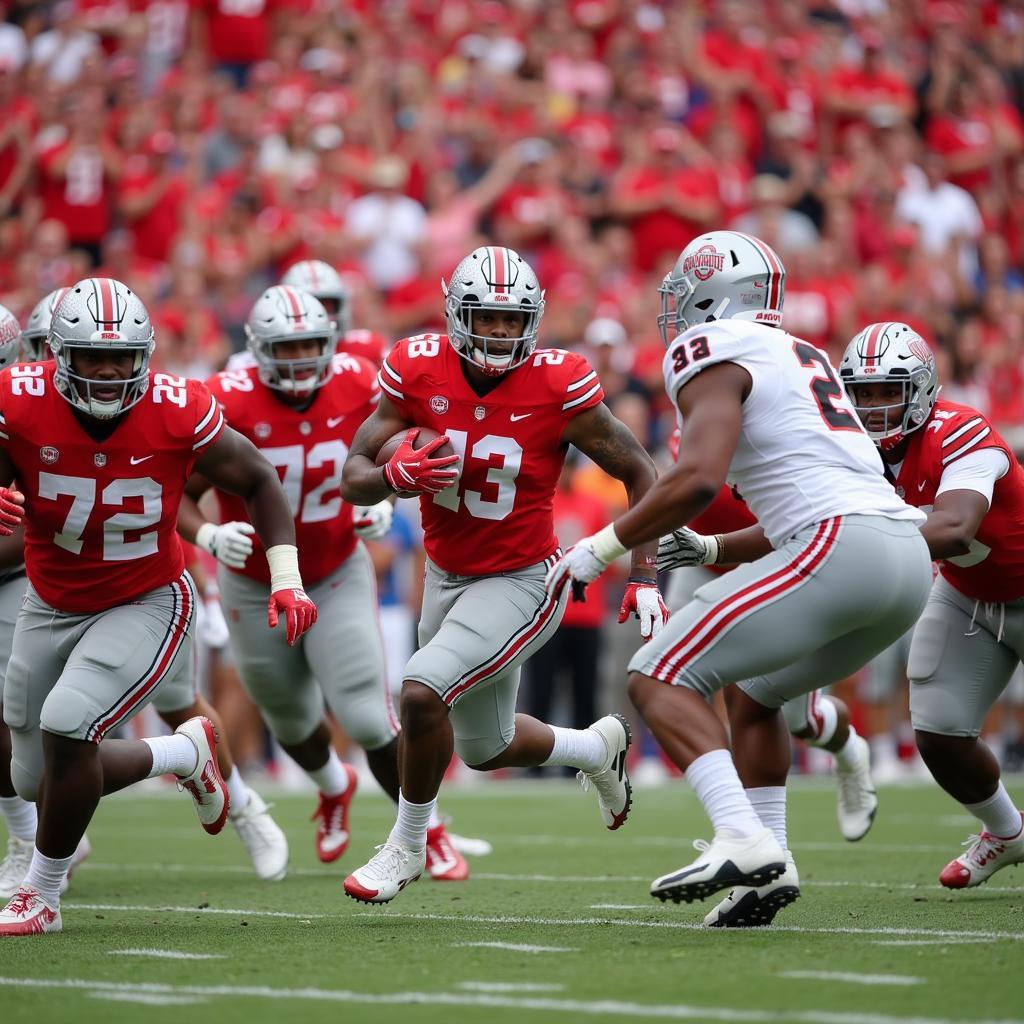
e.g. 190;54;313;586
130;455;154;465
327;416;345;428
917;481;926;491
510;413;532;422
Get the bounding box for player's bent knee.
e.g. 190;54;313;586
915;728;971;763
40;689;93;740
400;680;448;725
455;733;512;768
10;755;39;802
627;671;657;709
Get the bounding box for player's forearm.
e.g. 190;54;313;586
0;527;24;569
621;458;660;580
716;525;772;565
341;455;393;505
613;464;721;551
176;495;207;545
920;511;974;560
244;467;298;551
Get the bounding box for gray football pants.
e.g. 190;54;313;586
632;516;931;707
217;543;398;750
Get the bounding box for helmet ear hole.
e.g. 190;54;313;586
694;298;715;310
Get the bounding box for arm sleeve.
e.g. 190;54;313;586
377;343;411;417
191;381;226;452
935;447;1010;505
561;352;604;418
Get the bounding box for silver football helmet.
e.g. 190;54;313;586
658;230;785;344
49;278;155;420
0;303;21;371
281;259;350;334
839;321;939;449
442;246;545;375
245;285;336;394
21;287;70;361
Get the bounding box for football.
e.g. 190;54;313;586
376;426;456;498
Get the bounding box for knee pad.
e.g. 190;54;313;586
40;688;93;740
10;748;39;802
454;730;513;768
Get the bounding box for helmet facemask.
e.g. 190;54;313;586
443;246;545;377
52;342;153;420
251;335;336;395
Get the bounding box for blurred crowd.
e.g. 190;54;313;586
5;0;1024;777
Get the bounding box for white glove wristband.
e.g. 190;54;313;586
590;523;628;563
266;544;303;592
704;533;722;565
195;521;218;556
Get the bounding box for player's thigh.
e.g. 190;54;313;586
218;565;321;745
450;668;520;766
633;516;931;699
42;573;197;743
664;566;717;615
0;572;27;692
304;546;398;750
405;561;566;710
908;579;1019;737
3;588;70;800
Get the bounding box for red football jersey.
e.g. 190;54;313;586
209;353;380;587
689;484;759;577
895;400;1024;602
0;363;224;613
338;328;390;368
380;335;604;575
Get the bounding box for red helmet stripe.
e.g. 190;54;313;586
281;286;304;318
734;233;782;311
492;246;507;294
307;261;319;286
863;322;886;364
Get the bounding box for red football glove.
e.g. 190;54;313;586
0;487;25;536
383;429;460;495
268;587;318;646
618;580;669;642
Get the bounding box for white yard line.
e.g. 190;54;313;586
872;939;993;947
454;942;577;954
77;862;1024;893
458;982;566;993
0;977;1017;1024
107;949;227;961
89;992;206;1006
64;902;324;920
781;971;924;987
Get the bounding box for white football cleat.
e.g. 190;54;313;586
940;815;1024;889
230;790;289;881
835;733;878;841
578;713;632;830
447;832;493;857
0;836;32;900
703;850;800;927
651;827;787;904
343;843;425;905
0;886;61;936
174;716;230;835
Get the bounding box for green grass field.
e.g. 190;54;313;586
2;776;1022;1024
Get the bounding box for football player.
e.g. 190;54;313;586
547;232;930;922
179;285;472;880
661;481;878;849
0;290;290;891
0;278;317;935
281;259;391;367
340;245;664;904
839;322;1024;888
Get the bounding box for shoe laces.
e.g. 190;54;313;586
960;832;1006;866
427;828;453;861
313;794;345;835
366;843;412;880
5;888;36;916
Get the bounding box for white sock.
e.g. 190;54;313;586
23;848;73;906
542;725;607;772
0;795;37;841
307;750;350;797
965;782;1022;839
143;735;198;779
428;806;442;829
746;786;787;850
831;729;861;772
388;791;434;851
225;767;251;814
685;749;763;837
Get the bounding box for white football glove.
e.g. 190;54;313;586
198;595;230;649
656;528;720;572
353;499;394;540
195;520;256;570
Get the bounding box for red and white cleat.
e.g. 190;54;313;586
174;717;230;835
425;823;469;881
939;816;1024;889
343;843;424;905
312;765;358;864
0;886;61;936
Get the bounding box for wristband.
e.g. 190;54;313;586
266;544;303;591
710;534;724;565
591;523;628;563
195;521;216;555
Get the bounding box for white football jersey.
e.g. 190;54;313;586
663;319;925;546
